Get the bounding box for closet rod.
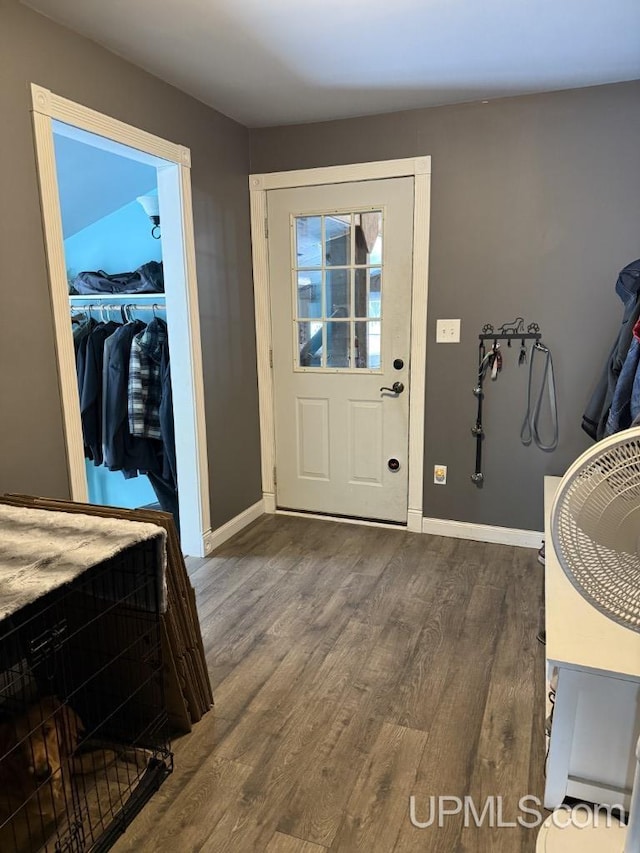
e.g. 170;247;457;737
69;293;165;301
71;303;166;311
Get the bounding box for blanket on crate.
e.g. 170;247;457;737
0;504;167;620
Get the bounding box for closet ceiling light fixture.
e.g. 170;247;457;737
137;195;161;239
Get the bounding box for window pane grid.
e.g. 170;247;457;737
321;321;327;369
297;264;380;271
294;211;383;369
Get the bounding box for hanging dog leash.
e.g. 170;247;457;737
520;341;558;452
490;341;502;380
472;321;553;485
478;341;503;382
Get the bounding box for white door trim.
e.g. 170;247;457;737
30;84;211;557
249;157;431;531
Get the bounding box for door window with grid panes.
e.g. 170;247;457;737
294;211;382;370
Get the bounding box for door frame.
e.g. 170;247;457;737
249;157;431;532
30;84;211;556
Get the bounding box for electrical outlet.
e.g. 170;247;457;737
434;464;447;485
436;319;461;343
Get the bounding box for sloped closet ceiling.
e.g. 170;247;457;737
20;0;640;125
53;134;156;238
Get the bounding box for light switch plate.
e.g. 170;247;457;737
436;319;461;343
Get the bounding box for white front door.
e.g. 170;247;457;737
268;177;414;523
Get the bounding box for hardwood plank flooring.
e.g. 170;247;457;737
266;833;327;853
112;515;545;853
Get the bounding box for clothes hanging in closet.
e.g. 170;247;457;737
102;320;160;474
74;314;179;532
81;320;119;465
72;314;95;354
74;317;96;396
73;316;97;459
605;318;640;435
128;318;168;440
582;258;640;440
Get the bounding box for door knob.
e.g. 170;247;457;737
380;381;405;395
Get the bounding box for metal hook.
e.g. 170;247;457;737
519;338;527;366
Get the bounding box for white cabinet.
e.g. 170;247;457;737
544;476;640;810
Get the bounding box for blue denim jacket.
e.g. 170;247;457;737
605;320;640;435
631;357;640;425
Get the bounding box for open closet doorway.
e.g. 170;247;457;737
31;85;210;557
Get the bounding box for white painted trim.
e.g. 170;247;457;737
422;517;543;549
276;509;406;531
271;510;540;544
249;156;430;192
249;157;430;526
157;164;211;557
31;84;191;166
203;500;265;554
250;187;276;501
407;171;430;525
30;85;209;557
31;109;89;503
178;164;211;539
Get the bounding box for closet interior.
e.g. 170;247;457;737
53;122;180;533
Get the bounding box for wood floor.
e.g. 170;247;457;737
112;514;546;853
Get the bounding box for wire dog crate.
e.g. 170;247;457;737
0;538;172;852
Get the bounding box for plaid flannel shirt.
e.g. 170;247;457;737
128;318;168;440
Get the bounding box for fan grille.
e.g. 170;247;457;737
551;433;640;632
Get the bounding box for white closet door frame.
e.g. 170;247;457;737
30;84;211;557
249;157;431;532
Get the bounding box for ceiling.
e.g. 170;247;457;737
25;0;640;127
53;128;157;238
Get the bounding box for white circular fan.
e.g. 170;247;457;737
537;427;640;852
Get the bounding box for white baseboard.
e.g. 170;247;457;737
202;503;541;554
275;509;406;530
422;517;543;549
407;508;423;533
203;499;265;555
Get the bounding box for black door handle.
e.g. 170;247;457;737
380;381;405;395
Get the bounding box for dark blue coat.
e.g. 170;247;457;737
582;259;640;440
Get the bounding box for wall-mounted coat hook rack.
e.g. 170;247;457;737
472;321;542;486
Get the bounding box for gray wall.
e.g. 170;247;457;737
0;0;262;529
251;81;640;531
